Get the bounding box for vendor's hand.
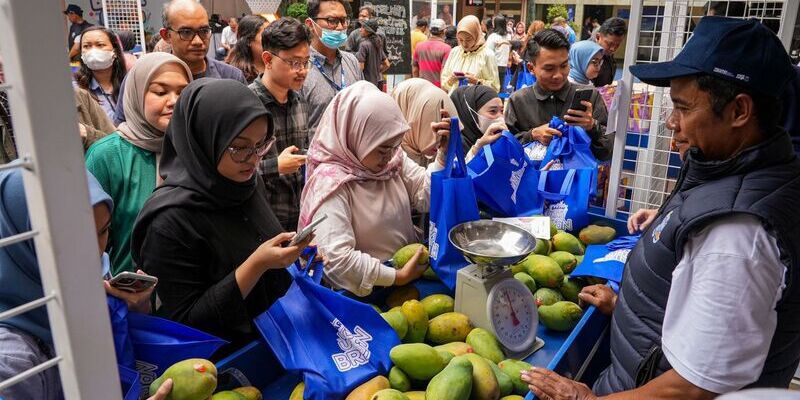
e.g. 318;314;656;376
627;208;658;234
578;284;617;316
530;123;562;145
104;270;154;314
432;110;452;165
146;378;173;400
564;101;595;131
464;72;479;85
248;232;311;271
471;122;506;155
395;247;426;286
521;367;597;400
277;146;307;175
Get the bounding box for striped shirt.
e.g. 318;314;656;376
412;38;451;88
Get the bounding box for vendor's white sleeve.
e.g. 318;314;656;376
662;214;785;394
313;189;396;297
403;153;443;214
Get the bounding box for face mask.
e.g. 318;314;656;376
81;48;115;70
478;115;505;134
314;21;348;49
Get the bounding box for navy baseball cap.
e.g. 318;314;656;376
64;4;83;15
630;16;794;96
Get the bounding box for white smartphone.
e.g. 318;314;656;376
108;272;158;293
289;214;328;246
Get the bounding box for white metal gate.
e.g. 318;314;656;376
0;0;122;399
102;0;148;54
603;0;797;220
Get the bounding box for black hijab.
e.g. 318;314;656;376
132;79;278;254
450;85;499;151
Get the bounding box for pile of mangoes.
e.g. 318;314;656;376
147;358;262;400
511;224;616;332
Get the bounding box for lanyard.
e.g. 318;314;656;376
312;57;346;92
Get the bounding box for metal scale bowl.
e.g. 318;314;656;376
450;220;545;359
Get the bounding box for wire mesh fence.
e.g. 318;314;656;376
101;0;147;53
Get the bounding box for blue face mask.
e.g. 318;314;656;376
315;21;348;49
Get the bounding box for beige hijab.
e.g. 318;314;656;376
457;15;485;51
392;78;457;167
117;53;192;156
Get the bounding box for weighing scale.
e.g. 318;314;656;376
449;220;545;360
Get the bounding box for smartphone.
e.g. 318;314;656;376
569;89;593;112
453;71;466;77
296;148;308;155
108;272;158;293
289;214;328;246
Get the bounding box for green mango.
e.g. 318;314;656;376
404;391;426;400
435;342;474;356
519;255;564;289
437;350;455;365
513;272;536;294
549;251;578;274
420;294;455;319
401;300;429;343
371;388;410;400
498;359;533;395
575;255;584;266
390;343;446;381
149;358;217;400
389;366;412;392
533;288;563;307
387;286;420;309
464;353;500;400
560;276;584;304
370;304;383;314
500;396;524;400
426;312;473;344
232;386;262;400
212;391;246;400
289;382;304;400
347;376;390;400
538;301;584;331
465;328;505;364
422;267;439;281
533;238;551;256
552;232;584;255
549;220;558;238
579;225;616;245
393;244;430;268
488;361;513;396
381;311;409;340
426;355;473;400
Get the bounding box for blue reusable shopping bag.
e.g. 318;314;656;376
541;116;598;196
515;62;536;91
255;256;399;400
538;169;593;233
572;235;640;284
107;295;136;370
119;364;141;400
467;131;543;217
127;313;227;394
429;117;480;290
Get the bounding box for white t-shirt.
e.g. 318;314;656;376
485;32;511;68
221;26;237;47
662;214;786;394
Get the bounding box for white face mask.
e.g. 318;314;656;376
478;114;505;134
81;48;115;70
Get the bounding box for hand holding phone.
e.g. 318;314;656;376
108;272;158;293
453;71;466;77
289;214;328;246
569;89;593;112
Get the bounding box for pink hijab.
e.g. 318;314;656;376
299;81;412;229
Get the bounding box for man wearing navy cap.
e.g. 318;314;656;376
522;16;800;399
64;4;93;50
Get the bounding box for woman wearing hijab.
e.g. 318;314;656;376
450;84;508;153
568;40;604;86
440;15;500;93
391;78;458;167
300;82;450;297
0;168;157;400
85;53;192;275
131;79;310;355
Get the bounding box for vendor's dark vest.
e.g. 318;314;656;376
593;132;800;395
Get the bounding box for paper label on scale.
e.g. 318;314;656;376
493;216;553;240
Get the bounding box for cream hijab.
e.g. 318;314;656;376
457;15;485;51
117;53;192;173
392;78;457;167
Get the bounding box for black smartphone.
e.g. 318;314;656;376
569;89;594;112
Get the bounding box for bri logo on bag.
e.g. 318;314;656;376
595;249;632;264
509;160;526;205
331;318;373;372
545;201;572;232
428;223;440;260
651;210;673;244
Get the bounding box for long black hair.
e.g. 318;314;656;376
226;15;267;82
493;15;507;36
74;26;127;103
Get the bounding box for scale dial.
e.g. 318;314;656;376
486;278;538;353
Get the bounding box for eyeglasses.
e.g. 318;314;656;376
226;136;276;163
168;27;212;41
314;16;350;28
269;52;312;72
588;58;604;67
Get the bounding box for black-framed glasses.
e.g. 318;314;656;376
226;136;276;163
588;58;604;67
269;52;311;72
314;16;350;28
168;27;212;41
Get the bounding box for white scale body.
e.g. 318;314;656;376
455;264;544;359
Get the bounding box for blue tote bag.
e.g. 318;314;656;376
429;117;480;290
515;62;536;91
538;168;593;233
541;116;599;196
119;364;141;400
255;257;399;400
467;131;543;217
